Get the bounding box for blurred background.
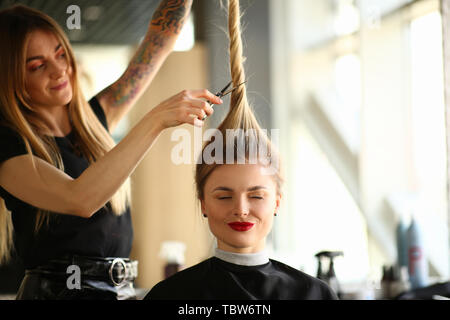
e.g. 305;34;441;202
0;0;449;299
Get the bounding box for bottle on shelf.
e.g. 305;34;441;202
406;212;428;289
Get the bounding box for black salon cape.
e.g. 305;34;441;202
145;257;338;300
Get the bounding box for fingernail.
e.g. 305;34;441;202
194;119;203;127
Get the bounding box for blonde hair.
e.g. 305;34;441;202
0;5;131;264
195;0;282;200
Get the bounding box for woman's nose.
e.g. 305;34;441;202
49;61;66;79
232;198;249;217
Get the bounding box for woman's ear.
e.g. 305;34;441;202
200;199;206;216
275;194;281;213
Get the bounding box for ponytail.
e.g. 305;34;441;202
195;0;283;201
218;0;261;133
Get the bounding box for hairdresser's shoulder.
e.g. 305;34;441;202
0;123;25;144
0;123;28;164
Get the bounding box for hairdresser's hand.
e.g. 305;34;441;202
149;89;223;130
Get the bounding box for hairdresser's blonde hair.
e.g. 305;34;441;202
195;0;283;201
0;5;131;264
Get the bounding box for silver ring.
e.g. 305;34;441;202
109;258;127;286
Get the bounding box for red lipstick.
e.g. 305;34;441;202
228;222;255;232
51;81;68;90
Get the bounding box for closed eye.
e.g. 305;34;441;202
31;64;44;71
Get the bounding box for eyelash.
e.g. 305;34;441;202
30;53;66;71
31;65;43;71
217;196;264;200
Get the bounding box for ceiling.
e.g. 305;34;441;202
0;0;160;44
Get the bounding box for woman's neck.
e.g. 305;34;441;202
214;248;269;266
36;104;71;137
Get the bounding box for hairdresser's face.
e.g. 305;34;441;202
201;164;281;254
24;30;73;109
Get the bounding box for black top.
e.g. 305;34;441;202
0;97;133;269
145;257;338;300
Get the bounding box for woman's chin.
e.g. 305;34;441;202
218;239;262;253
56;93;73;106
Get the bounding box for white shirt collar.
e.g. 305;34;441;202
214;248;269;266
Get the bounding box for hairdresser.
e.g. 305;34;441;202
0;0;222;300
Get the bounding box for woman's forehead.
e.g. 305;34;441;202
205;164;277;190
26;29;60;54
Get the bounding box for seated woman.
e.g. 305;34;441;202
145;0;338;300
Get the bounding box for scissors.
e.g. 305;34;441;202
202;80;247;120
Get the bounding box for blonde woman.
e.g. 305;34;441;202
0;2;222;300
145;0;337;300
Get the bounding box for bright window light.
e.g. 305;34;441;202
410;11;448;278
290;124;370;284
334;54;361;153
173;14;195;52
334;0;360;36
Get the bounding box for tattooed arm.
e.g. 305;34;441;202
96;0;193;132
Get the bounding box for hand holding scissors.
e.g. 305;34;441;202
202;80;247;120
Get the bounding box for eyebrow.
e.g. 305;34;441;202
26;44;62;63
212;186;268;192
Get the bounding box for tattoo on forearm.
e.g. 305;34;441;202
102;0;191;107
102;33;165;106
151;0;191;34
105;67;144;107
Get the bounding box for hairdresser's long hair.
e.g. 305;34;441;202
0;5;131;264
195;0;283;201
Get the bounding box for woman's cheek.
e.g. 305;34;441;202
25;81;42;100
67;65;73;76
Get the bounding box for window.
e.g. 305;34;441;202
334;53;361;154
272;0;449;290
409;11;448;277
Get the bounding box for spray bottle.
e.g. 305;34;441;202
315;251;344;297
395;210;409;269
406;211;428;289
